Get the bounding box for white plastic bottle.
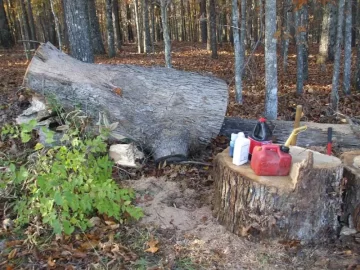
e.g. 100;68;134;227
232;132;250;166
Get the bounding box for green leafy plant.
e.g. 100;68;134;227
1;119;37;143
1;114;143;236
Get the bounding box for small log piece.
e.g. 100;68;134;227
340;151;360;231
212;146;343;243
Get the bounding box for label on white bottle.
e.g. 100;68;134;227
240;145;249;163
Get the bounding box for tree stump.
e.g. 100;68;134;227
212;146;343;243
23;42;228;162
340;151;360;231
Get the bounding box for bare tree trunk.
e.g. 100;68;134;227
150;2;155;43
88;0;105;54
26;0;36;48
319;2;331;62
282;0;291;73
63;0;94;63
18;0;30;57
142;0;151;53
113;0;122;50
160;0;171;68
49;0;62;51
356;0;360;91
330;0;345;112
302;3;309;80
328;3;337;61
133;0;143;53
206;0;211;50
264;0;278;120
232;0;242;103
106;0;115;57
180;0;186;41
0;0;14;48
240;0;246;69
295;4;304;95
343;0;352;95
60;0;69;49
200;0;207;43
209;0;217;58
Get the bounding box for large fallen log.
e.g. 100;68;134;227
220;117;360;149
23;42;228;162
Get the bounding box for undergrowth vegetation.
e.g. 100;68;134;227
0;107;143;236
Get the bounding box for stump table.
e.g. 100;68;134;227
212;146;343;243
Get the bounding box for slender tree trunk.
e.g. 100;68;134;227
319;2;330;62
180;0;186;41
26;0;36;48
18;0;30;55
200;0;207;43
150;2;156;43
233;0;242;103
206;0;211;50
209;0;217;58
343;0;352;95
142;0;151;53
63;0;94;63
106;0;115;57
302;3;308;80
328;3;337;61
331;0;345;112
282;0;291;73
88;0;105;54
240;0;246;70
113;0;122;50
134;0;143;53
352;0;357;47
295;4;304;95
264;0;278;120
0;0;14;48
187;0;192;41
252;0;258;43
60;0;69;49
356;0;360;91
160;0;171;68
49;0;62;51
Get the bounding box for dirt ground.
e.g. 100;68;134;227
1;43;360;269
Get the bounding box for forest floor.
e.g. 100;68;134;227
0;43;360;269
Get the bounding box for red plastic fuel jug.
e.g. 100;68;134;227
250;144;292;176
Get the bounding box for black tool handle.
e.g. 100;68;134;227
327;127;333;143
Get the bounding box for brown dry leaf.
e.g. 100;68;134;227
47;257;56;267
145;238;159;254
5;240;23;247
6;265;14;270
113;87;122;96
7;249;17;260
73;250;87;258
80;240;99;250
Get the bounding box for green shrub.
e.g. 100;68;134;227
0;118;143;235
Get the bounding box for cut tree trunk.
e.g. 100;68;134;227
212;146;343;243
340;151;360;231
220;117;360;149
23;42;228;162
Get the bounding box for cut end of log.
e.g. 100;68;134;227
213;146;343;243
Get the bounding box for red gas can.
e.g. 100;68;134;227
250;145;292;176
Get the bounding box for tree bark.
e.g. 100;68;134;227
200;0;207;43
63;0;94;63
343;0;352;95
232;0;242;103
142;0;151;53
319;2;331;63
26;0;36;48
24;42;228;162
106;0;115;57
302;3;309;80
206;0;211;50
160;0;172;68
295;4;304;95
240;0;246;66
328;3;337;61
180;0;186;41
264;0;278;120
340;151;360;231
134;0;143;53
356;0;360;91
282;0;291;73
113;0;122;50
18;0;31;55
0;0;13;48
88;0;105;54
49;0;62;50
212;147;343;243
209;0;217;58
331;0;345;113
